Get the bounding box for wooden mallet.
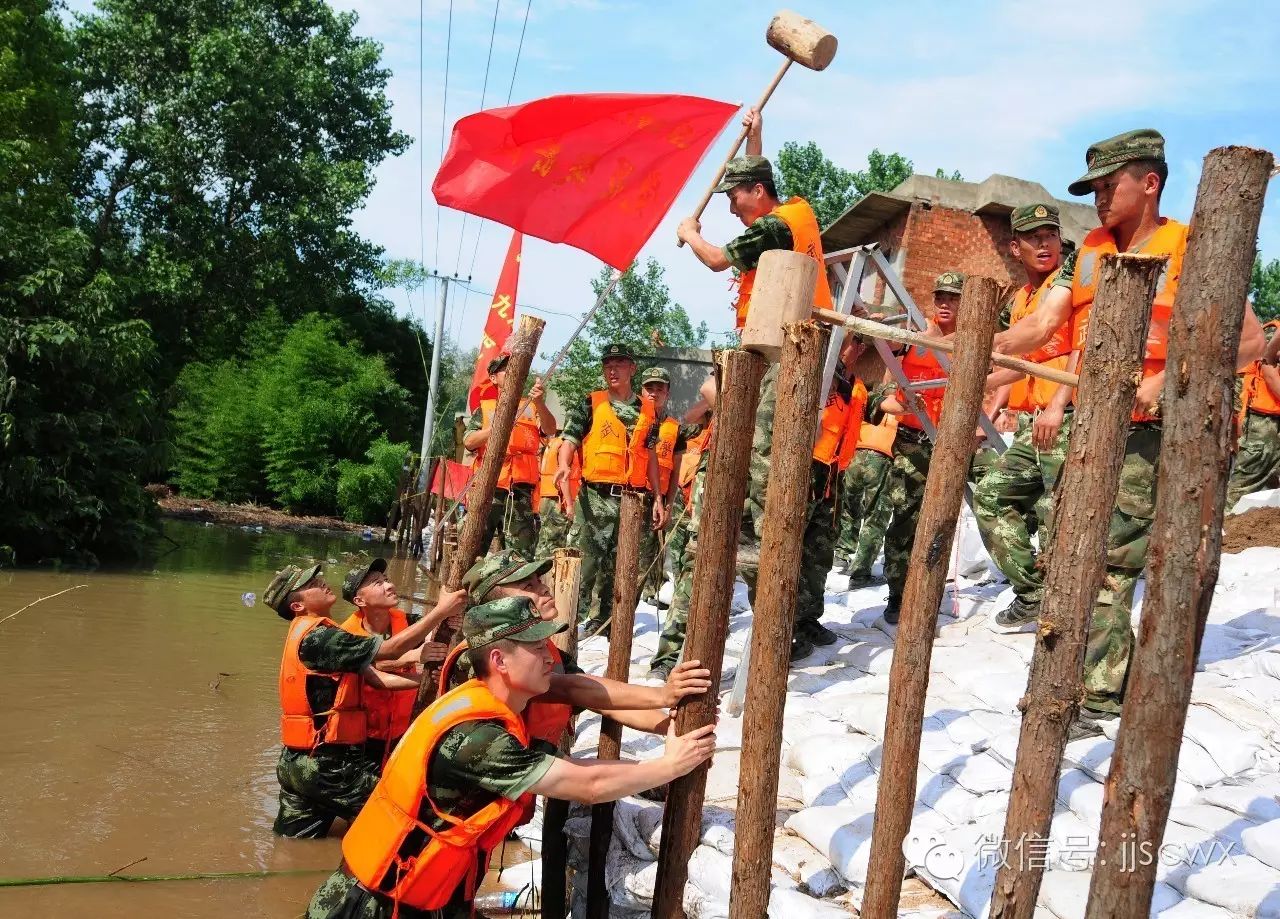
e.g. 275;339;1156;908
677;9;837;246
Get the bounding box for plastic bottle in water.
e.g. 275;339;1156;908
241;592;256;607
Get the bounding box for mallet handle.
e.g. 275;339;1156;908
812;307;1080;387
677;57;794;247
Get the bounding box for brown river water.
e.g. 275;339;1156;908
0;520;440;919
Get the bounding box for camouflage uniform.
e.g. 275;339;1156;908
534;495;572;557
274;622;383;838
837;448;893;578
307;598;563;919
1227;324;1280;508
651;456;707;672
563;384;644;631
464;408;537;555
973;412;1073;605
882;430;933;611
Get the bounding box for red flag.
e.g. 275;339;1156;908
433;93;738;270
467;231;523;412
430;460;472;501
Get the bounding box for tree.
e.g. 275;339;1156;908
0;0;158;565
73;0;412;390
548;259;708;410
1252;255;1280;322
774;144;963;229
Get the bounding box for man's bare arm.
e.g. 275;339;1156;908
361;667;422;690
994;285;1073;356
538;661;711;710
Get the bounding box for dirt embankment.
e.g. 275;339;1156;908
150;487;377;536
1222;506;1280;554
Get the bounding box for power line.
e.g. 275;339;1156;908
418;0;428;327
434;0;454;273
452;0;504;277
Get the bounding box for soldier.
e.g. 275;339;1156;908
834;413;897;585
556;343;646;637
462;354;556;555
638;366;697;604
339;559;449;768
1227;321;1280;508
267;562;467;838
994;129;1265;734
973;203;1071;630
533;428;579;558
878;272;966;625
306;596;716;919
675;108;834;546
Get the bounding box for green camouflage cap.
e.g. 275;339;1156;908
1011;203;1061;234
934;271;966;294
342;557;388;603
601;342;636;362
462;549;553;603
714;155;775;193
463;596;564;649
264;563;322;619
487;353;510;375
638;366;671;387
1068;128;1166;196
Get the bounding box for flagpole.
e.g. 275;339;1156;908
538;265;625;381
418;276;451;490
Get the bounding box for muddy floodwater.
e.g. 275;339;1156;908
0;520;433;919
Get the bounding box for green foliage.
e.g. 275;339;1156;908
0;0;158;565
935;167;964;181
423;340;477;460
850;149;914;199
1253;255;1280;322
337;436;410;523
775;141;859;228
171;314;411;516
548;259;707;410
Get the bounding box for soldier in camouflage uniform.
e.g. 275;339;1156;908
835;410;895;584
994;129;1266;732
306;596;715;919
640;366;701;607
973;203;1072;629
267;562;467;838
557;343;644;637
1227;321;1280;508
533;432;575;558
462;355;557;556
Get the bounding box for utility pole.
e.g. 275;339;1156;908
417;273;466;491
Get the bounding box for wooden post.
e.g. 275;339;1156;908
586;488;648;919
986;253;1164;919
651;348;767;919
1084;146;1274;919
860;276;1002;918
543;547;583;919
729;321;826;919
412;315;546;717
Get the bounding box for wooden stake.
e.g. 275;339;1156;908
411;317;545;717
987;252;1165;918
729;321;826;919
586;488;648;919
1085;146;1275;919
652;348;767;919
543;547;583;919
861;275;1002;918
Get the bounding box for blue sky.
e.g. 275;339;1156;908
70;0;1280;364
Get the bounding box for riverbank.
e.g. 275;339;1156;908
152;490;380;537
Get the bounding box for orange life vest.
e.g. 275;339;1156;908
857;414;898;458
474;400;541;490
1242;321;1280;417
437;641;573;749
1006;269;1071;413
814;378;867;472
278;616;367;750
340;608;417;746
580;392;650;487
341;680;535;912
1070;218;1188;423
678;426;713;504
649;418;680;495
536;437;582;505
898;345;947;431
733;197;835;330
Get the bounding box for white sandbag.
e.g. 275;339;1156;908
918;773;981;825
771;832;846;898
1172;855;1280;916
1242;819;1280;871
1039;870;1181;919
1181;705;1268;781
949;505;996;580
1156;899;1236;918
767;887;853;917
1229;487;1280;514
785;805;876;885
942;751;1014;795
1057;768;1105;823
911;815;1005;919
1195;776;1280;822
1167;803;1256;848
681;844;733;919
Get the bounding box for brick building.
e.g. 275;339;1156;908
821;173;1099;312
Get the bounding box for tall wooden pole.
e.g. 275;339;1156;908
586;488;648;919
1085;146;1274;919
412;314;546;717
651;348;767;919
729;321;826;919
860;275;1002;918
543;548;583;919
988;252;1166;919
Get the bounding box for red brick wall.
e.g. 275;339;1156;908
898;202;1024;312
